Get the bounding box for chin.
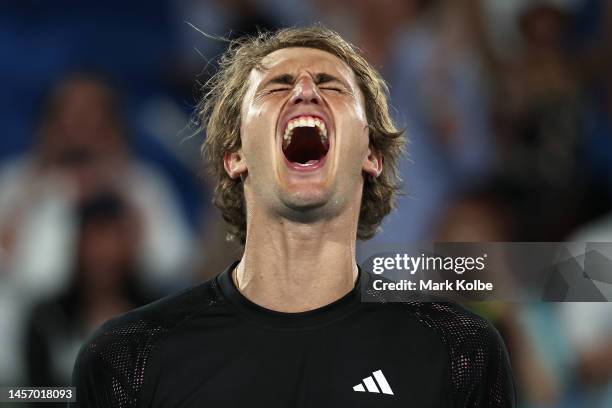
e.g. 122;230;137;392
277;186;340;217
283;189;328;209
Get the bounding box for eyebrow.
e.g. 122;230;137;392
264;74;295;87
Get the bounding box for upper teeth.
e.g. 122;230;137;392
283;116;328;147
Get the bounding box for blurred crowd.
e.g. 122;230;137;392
0;0;611;407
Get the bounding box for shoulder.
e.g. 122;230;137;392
79;276;223;357
361;276;516;408
400;300;499;349
363;273;507;369
401;300;516;407
70;277;223;407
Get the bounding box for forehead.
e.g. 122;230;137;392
249;47;357;87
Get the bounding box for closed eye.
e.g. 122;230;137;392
321;87;344;93
269;88;290;93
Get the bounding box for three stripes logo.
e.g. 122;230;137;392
353;370;394;395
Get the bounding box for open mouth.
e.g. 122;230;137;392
282;115;330;168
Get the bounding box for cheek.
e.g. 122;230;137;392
333;93;369;147
240;116;276;167
340;110;369;154
240;92;274;161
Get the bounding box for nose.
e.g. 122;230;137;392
289;76;321;105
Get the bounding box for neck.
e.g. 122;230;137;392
235;204;359;313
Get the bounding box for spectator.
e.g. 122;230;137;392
24;191;156;388
0;73;194;385
0;73;194;294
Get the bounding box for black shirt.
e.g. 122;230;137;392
71;262;516;407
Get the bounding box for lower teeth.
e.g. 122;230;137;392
296;160;319;166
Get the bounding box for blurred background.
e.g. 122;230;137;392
0;0;611;406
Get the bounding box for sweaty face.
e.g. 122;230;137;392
229;47;381;222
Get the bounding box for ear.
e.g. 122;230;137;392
224;150;248;179
362;146;383;178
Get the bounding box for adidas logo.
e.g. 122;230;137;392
353;370;394;395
